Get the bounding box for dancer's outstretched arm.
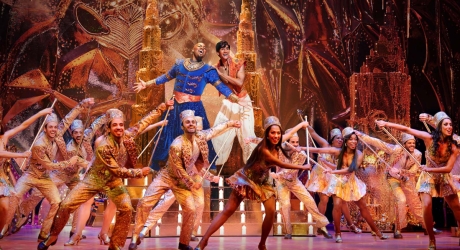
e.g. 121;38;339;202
3;108;52;142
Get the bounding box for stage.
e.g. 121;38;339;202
1;226;459;250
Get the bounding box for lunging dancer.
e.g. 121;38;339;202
376;113;460;250
306;127;389;243
195;116;312;250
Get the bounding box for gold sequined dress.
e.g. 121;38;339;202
306;153;335;195
226;152;275;202
417;151;459;197
326;171;367;202
0;155;13;197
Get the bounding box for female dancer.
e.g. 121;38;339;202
306;127;362;233
307;127;389;243
376;113;460;250
0;108;52;241
195;117;313;250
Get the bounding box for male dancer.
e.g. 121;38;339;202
130;110;241;250
128;116;219;249
355;131;425;238
271;129;332;239
38;103;168;250
133;42;249;170
64;115;109;245
212;40;256;164
11;98;93;241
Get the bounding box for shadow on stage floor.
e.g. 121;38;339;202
1;226;459;249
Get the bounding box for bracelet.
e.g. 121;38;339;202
145;79;156;87
228;94;239;103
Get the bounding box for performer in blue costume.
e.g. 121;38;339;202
134;42;248;170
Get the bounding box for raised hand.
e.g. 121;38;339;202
81;98;95;108
38;108;53;117
166;99;174;109
133;79;147;93
21;151;32;158
419;113;430;122
302;163;312;170
300;120;309;128
375;120;387;128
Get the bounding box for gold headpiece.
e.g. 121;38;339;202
195;116;203;131
285;128;298;137
330;128;341;139
342;127;354;137
264;116;281;130
433;111;450;128
70;120;84;132
180;110;195;122
105;109;124;126
45;113;59;126
401;133;415;144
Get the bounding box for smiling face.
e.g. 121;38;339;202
267;125;282;146
72;128;84;144
288;136;299;147
404;139;416;153
192;43;206;61
44;122;58;140
331;135;343;148
440;118;453;137
345;134;358;150
182;117;197;134
217;45;230;62
109;118;125;139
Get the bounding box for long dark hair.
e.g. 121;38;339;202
336;132;358;173
245;124;290;167
429;118;456;157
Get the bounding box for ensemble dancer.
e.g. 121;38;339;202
38;104;167;250
130;110;241;250
67;114;169;246
376;114;460;250
354;130;425;238
133;42;249;170
306;127;362;234
212;40;256;164
63;115;109;245
195;116;312;250
272;128;331;239
307;127;389;243
0;108;52;239
10;99;94;241
130;116;216;245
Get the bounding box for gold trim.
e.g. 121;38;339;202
183;58;205;71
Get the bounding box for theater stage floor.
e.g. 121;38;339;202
1;226;459;250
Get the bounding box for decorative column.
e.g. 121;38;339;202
235;0;262;136
131;0;165;166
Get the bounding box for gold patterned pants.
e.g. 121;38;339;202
49;180;133;249
276;177;329;233
388;177;424;229
11;173;61;238
143;180;204;235
16;174;80;233
133;170;196;246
